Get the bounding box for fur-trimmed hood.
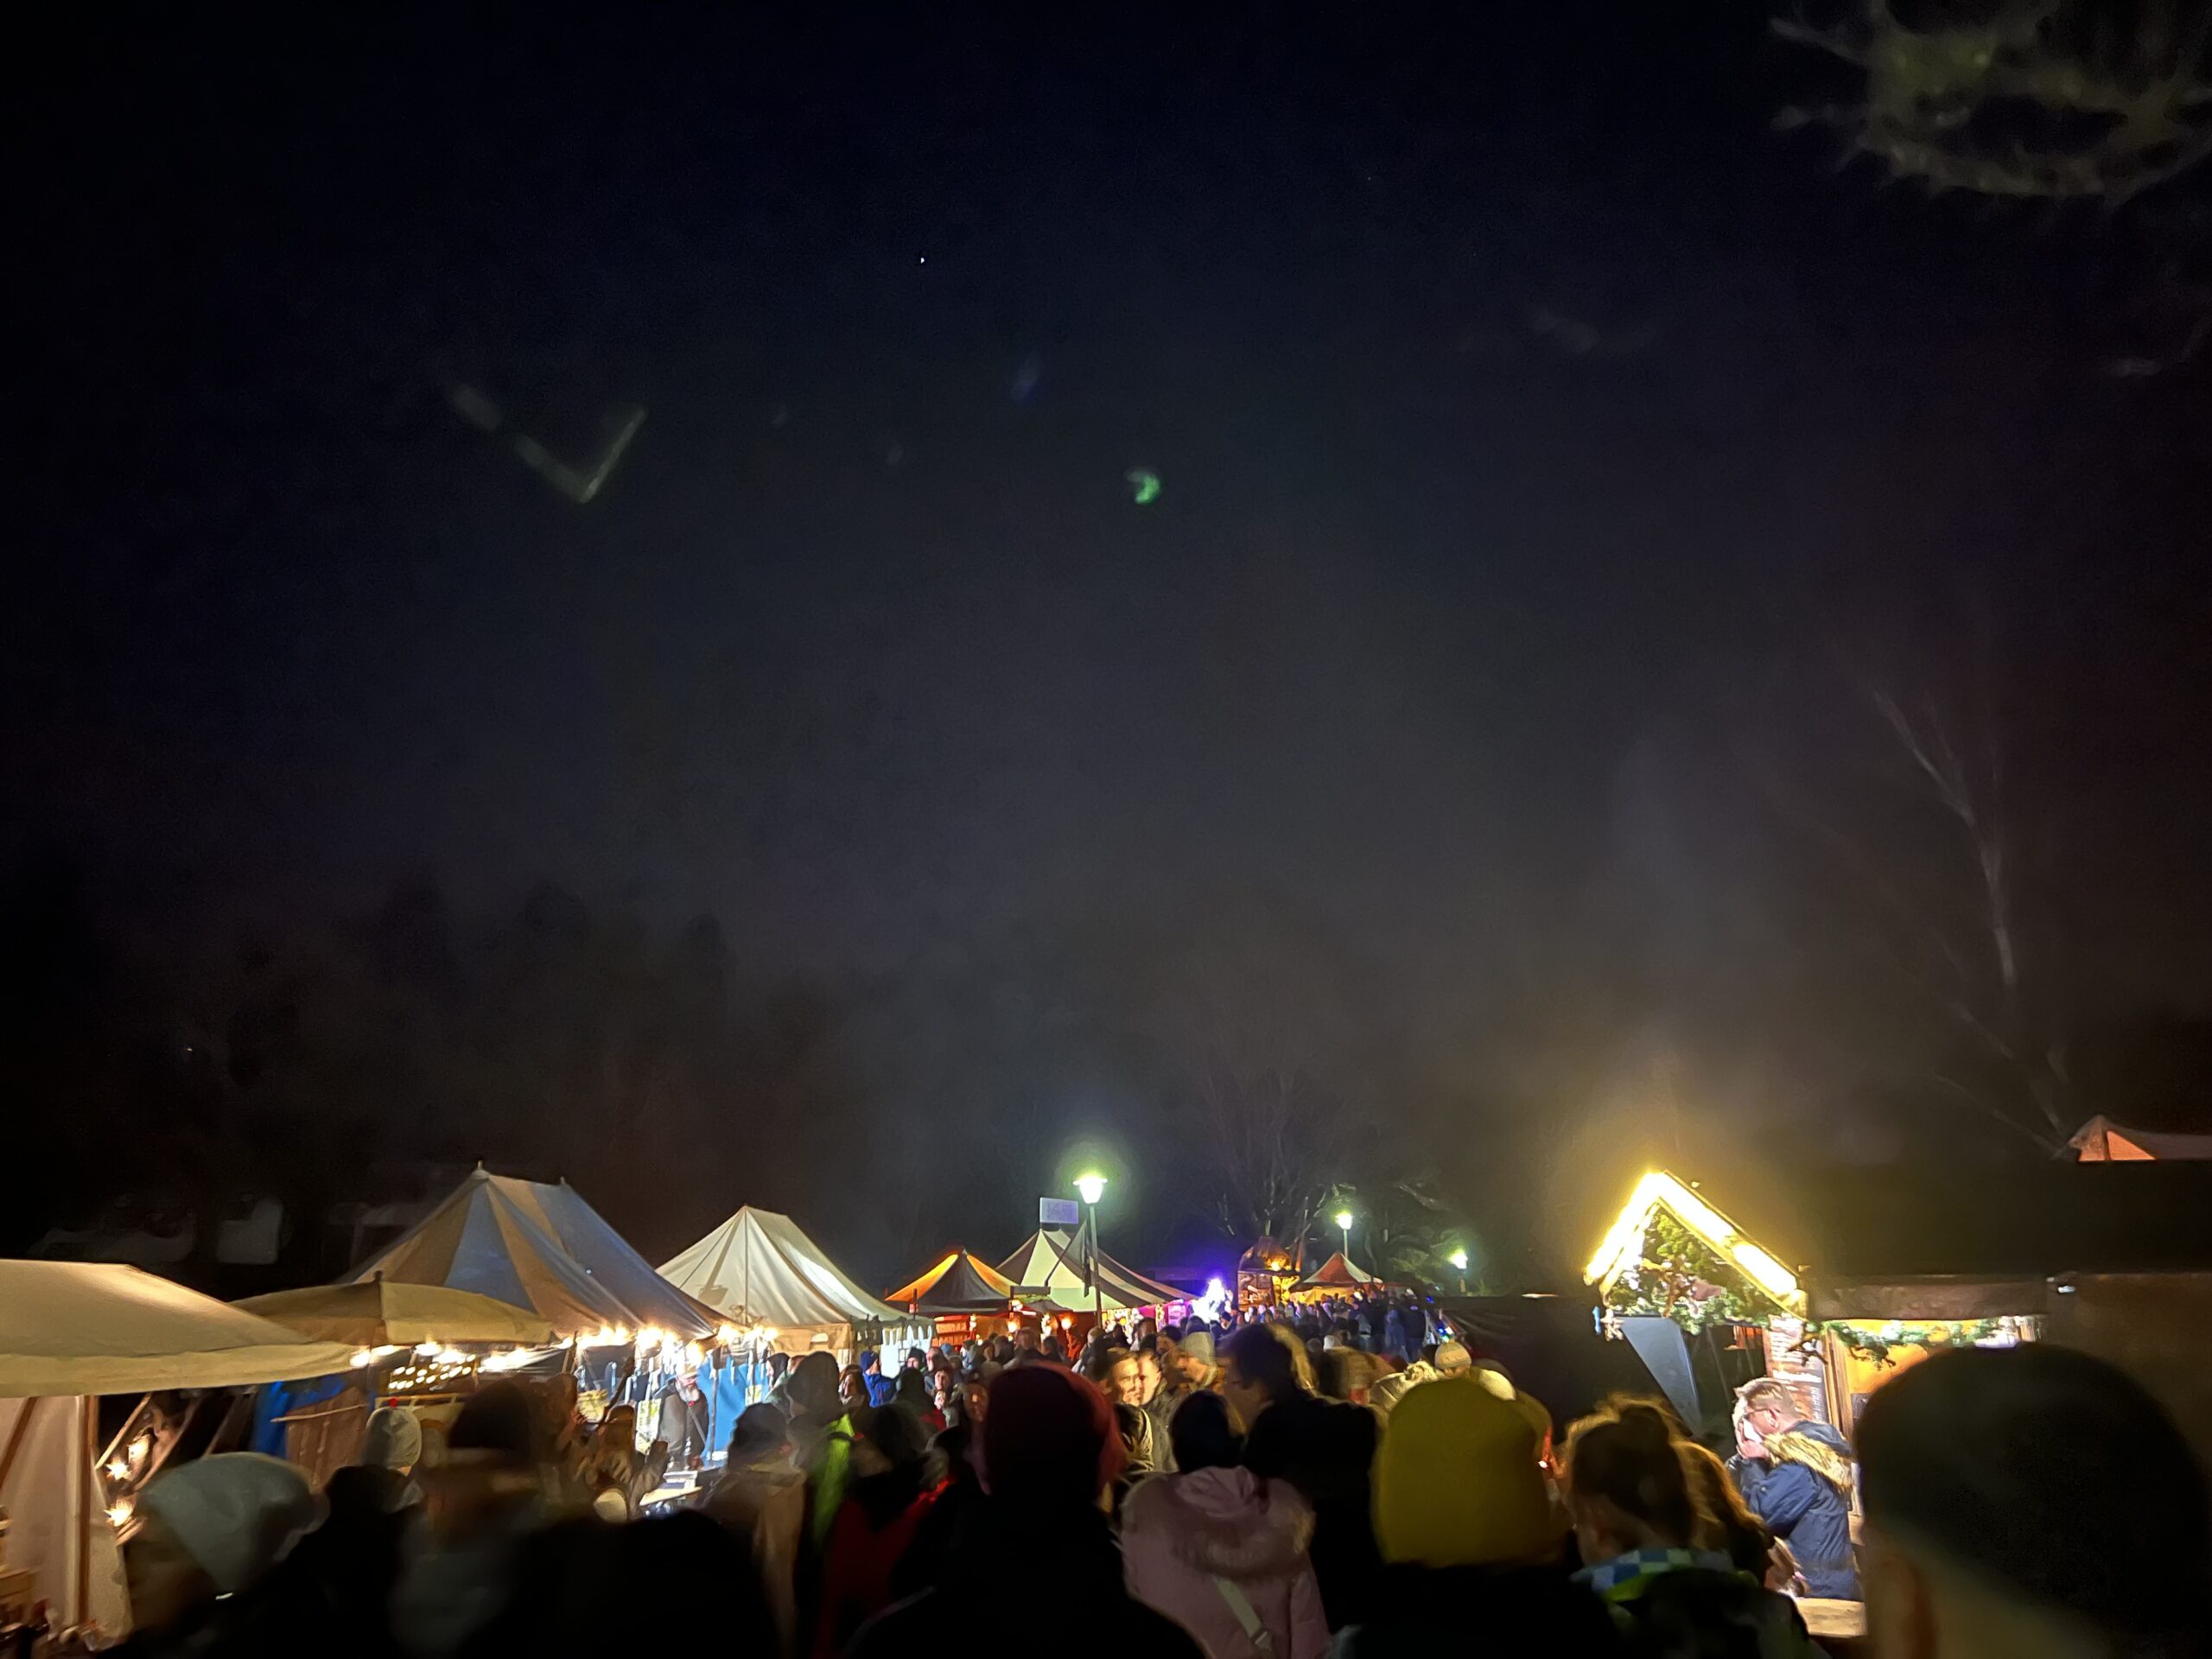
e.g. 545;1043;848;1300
1122;1467;1314;1580
1768;1426;1853;1494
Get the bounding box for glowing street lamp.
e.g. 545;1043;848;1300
1074;1173;1109;1322
1333;1209;1355;1266
1449;1247;1470;1294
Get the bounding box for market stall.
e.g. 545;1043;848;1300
0;1260;356;1640
661;1205;931;1434
996;1227;1188;1343
1236;1238;1302;1309
885;1250;1022;1343
227;1280;558;1478
1287;1250;1379;1301
348;1166;734;1479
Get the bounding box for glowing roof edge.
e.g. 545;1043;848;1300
1583;1170;1806;1316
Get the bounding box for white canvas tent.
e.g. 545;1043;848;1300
659;1207;928;1363
997;1229;1189;1316
0;1261;358;1639
351;1167;720;1340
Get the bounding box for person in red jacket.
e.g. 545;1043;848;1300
811;1404;942;1658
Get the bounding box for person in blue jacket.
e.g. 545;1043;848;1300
1735;1377;1859;1599
857;1350;899;1408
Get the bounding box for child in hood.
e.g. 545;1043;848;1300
1122;1392;1330;1659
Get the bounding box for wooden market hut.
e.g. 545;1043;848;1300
1581;1162;2212;1455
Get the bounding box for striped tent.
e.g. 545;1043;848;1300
352;1167;719;1339
1289;1250;1376;1294
885;1249;1017;1313
997;1228;1188;1315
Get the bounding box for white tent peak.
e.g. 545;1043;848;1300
660;1206;903;1326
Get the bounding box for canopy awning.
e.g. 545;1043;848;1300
0;1261;358;1398
232;1280;555;1348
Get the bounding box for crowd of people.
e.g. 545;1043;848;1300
107;1298;2212;1659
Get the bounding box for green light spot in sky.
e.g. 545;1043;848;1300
1126;467;1161;505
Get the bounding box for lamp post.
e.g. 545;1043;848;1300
1449;1248;1470;1296
1334;1209;1355;1270
1075;1173;1109;1325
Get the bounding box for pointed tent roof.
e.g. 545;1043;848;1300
2071;1115;2212;1161
885;1250;1016;1313
352;1168;719;1339
659;1206;905;1327
1290;1250;1377;1292
997;1229;1188;1314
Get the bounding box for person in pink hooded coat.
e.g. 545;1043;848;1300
1122;1391;1331;1659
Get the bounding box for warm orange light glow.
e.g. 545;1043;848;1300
1583;1170;1803;1315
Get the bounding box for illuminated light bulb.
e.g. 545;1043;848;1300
414;1340;440;1357
717;1325;740;1344
107;1499;134;1528
351;1349;374;1369
107;1459;130;1481
1074;1173;1108;1206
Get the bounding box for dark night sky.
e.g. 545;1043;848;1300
13;4;2212;1272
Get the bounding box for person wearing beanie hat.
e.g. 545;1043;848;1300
1336;1387;1614;1659
1433;1339;1472;1377
124;1453;321;1637
849;1367;1205;1659
361;1404;423;1472
1378;1379;1560;1567
1859;1345;2212;1659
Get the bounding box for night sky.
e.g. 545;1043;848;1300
14;4;2212;1274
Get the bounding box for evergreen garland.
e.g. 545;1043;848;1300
1601;1211;1771;1334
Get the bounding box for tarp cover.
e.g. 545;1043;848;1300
232;1281;556;1347
0;1395;129;1636
886;1250;1017;1313
0;1261;358;1398
997;1229;1188;1313
351;1168;718;1339
660;1207;906;1328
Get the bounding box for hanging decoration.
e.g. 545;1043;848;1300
1600;1211;1770;1335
